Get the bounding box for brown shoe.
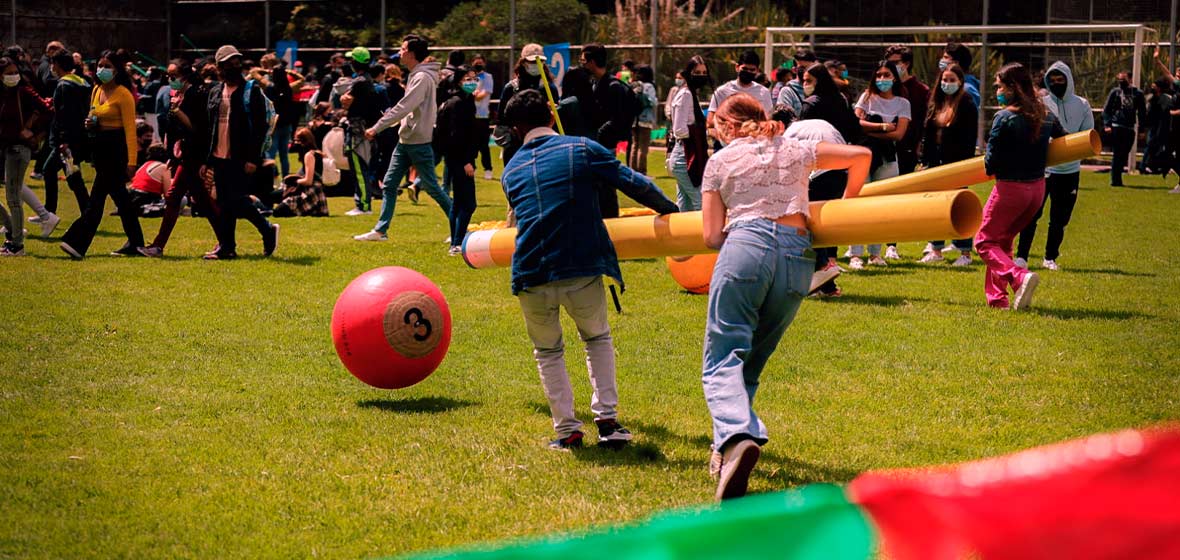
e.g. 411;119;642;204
714;439;760;501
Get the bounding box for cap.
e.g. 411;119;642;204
346;46;371;64
215;45;242;63
521;43;544;63
293;60;303;67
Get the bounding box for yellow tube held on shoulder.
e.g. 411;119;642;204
462;190;983;269
858;129;1101;197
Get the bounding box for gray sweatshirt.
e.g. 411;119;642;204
373;61;440;145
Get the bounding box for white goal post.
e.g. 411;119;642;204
764;24;1159;170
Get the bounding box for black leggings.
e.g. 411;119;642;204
60;130;144;255
1017;171;1079;261
808;170;847;292
447;157;476;246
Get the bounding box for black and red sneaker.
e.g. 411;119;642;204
548;431;584;450
595;419;633;446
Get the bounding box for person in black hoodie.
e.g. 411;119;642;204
919;63;978;265
434;66;481;256
798;63;861;145
340;47;382;215
579;43;634;218
1102;71;1147;187
202;45;278;260
42;49;90;215
261;53;294;177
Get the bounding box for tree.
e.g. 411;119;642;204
428;0;592;46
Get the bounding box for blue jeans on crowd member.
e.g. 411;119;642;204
702;219;813;452
374;142;451;234
665;142;699;211
848;160;899;257
267;123;293;177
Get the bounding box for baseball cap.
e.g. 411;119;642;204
346;46;371;64
521;43;545;63
215;45;242;63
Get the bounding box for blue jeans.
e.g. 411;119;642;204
848;160;900;257
665;142;699;211
266;123;293;177
702;219;813;451
374;142;452;234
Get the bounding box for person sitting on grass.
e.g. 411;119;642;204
126;143;170;217
500;89;679;450
273;127;330;217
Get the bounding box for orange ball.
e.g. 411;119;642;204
665;254;718;294
331;267;452;389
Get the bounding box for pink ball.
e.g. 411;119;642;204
331;267;452;389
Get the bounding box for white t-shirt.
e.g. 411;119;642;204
475;72;494;119
670;87;696;139
701;135;819;231
709;80;774;117
854;91;911;123
785;119;845;180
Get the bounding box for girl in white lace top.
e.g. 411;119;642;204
700;93;870;502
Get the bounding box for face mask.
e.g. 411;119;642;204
803;83;815;96
1049;82;1067;99
940;81;959;95
675;77;685;87
619;70;632;83
1;74;19;88
938;59;949;71
525;63;541;77
461;81;478;94
875;79;893;93
1118;80;1129;90
738;70;756;85
96;68;115;83
687;75;707;89
840;69;849;79
473;65;484;73
169;79;184;90
996;91;1009;105
896;65;908;80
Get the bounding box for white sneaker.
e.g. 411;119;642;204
922;242;935;254
443;236;452;245
1042;259;1059;271
344;208;371;216
27;215;43;224
918;251;944;263
483;170;493;180
809;265;841;294
448;245;462;257
353;230;388;241
0;226;27;236
951;254;972;267
1169;185;1180;194
1013;257;1028;269
848;256;864;270
867;255;888;267
884;246;901;260
39;213;61;237
843;247;855;258
1013;272;1040;310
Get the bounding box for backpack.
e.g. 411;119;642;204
319;152;341;187
322;126;351;171
620;79;645;125
243;79;279;157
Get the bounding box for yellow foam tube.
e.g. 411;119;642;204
858;129;1101;197
462;190;983;269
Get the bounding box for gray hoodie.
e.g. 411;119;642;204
373;61;440;145
1040;61;1094;175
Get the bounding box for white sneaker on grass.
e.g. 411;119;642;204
867;255;888;267
1013;257;1028;269
922;242;935;254
951;254;972;267
848;256;864;270
39;213;60;237
884;246;901;260
448;245;462;257
353;231;388;241
1042;259;1059;271
1169;185;1180;194
1013;272;1040;310
919;251;944;264
27;215;42;224
344;208;372;216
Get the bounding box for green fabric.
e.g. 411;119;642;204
401;485;873;560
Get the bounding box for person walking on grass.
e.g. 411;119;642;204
470;54;495;181
701;93;870;500
1014;61;1093;271
59;50;146;259
1102;71;1146;187
42;49;90;218
356;35;451;244
500;90;678;451
918;63;978;267
666;55;711;211
0;56;56;256
198;45;279;260
977;63;1065;310
435;66;481;256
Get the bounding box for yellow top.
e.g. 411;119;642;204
90;85;139;167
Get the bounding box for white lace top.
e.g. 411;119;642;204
701;135;819;231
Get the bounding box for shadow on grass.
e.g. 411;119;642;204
357;396;476;414
754;450;863;486
1030;307;1153;321
1060;267;1155;277
827;293;916;307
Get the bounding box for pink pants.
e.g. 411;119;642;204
974;178;1045;308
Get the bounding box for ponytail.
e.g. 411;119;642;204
716;92;783;140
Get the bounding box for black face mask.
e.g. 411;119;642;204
738;70;756;85
473;65;484;73
1049;83;1067;99
687;75;708;89
1118;80;1130;90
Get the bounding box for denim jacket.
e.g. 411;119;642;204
503;129;679;294
985;109;1065;181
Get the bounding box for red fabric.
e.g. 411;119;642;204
848;427;1180;560
130;161;167;195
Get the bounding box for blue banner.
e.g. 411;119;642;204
276;40;298;66
542;42;571;92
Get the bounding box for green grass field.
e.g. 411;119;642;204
2;149;1179;558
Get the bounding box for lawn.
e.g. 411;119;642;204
2;149;1178;559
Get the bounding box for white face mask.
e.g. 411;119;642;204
2;74;19;88
525;63;541;77
803;83;815;96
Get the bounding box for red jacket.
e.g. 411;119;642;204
899;76;929;152
0;83;52;147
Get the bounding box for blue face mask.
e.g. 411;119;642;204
840;70;849;79
875;79;893;93
996;91;1009;105
938;59;950;71
940;81;960;95
96;68;114;84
